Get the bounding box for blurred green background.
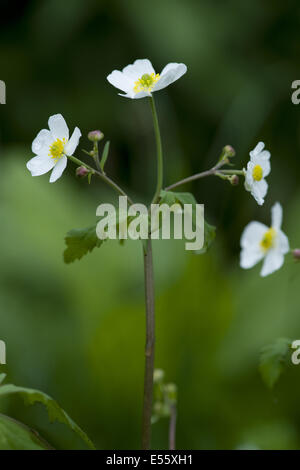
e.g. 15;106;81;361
0;0;300;450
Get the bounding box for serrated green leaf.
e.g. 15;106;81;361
0;414;52;450
259;338;292;389
0;381;95;449
64;225;103;264
100;141;110;172
159;190;216;253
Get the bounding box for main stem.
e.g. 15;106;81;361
142;239;155;449
141;96;162;449
149;96;163;204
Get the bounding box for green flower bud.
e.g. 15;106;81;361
153;369;165;384
223;145;236;158
229;175;239;186
88;130;104;142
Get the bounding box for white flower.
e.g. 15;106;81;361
240;202;290;277
244;142;271;205
107;59;187;99
27;114;81;183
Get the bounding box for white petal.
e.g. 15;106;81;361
48;114;69;141
118;91;149;100
107;70;133;93
49;155;67;183
250;154;271;177
261;159;271;177
271;202;283;230
64;127;81;156
250;141;265;158
153;63;187;92
240;247;265;269
241;221;268;249
278;230;289;254
259;150;271;160
27;155;55;176
252;179;268;205
260;249;284;277
32;129;53;156
122;59;155;80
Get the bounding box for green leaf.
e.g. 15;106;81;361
195;220;216;254
0;374;6;385
64;225;103;264
100;141;110;172
159;190;216;253
0;414;52;450
259;338;292;389
0;381;95;449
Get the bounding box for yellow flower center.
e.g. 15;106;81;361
49;138;66;161
252;164;263;181
260;227;276;252
134;73;160;94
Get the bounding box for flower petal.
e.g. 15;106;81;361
259;150;271;160
240;247;265;269
107;70;133;93
48;114;69;141
153;63;187;92
27;155;55;176
250;141;265;158
260;248;284;277
122;59;155;81
278;230;290;254
118;91;150;99
252;179;268;205
271;202;283;230
261;158;271;177
241;221;268;249
32;129;53;156
64;127;81;156
49;155;67;183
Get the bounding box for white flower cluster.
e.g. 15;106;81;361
26;59;291;276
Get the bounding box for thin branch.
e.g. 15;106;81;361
164;160;227;191
67;154;134;205
168;404;177;451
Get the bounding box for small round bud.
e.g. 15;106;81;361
224;145;236;157
293;249;300;261
229;175;239;186
153;369;165;383
88;130;104;142
165;383;177;403
76;166;89;178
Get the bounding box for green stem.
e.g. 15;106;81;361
219;169;244;175
149;96;163;204
67;154;134;205
169;404;177;450
165;163;244;191
142;239;155;450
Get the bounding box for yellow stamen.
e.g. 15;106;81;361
49;138;66;161
134;73;160;94
260;227;276;252
253;164;263;181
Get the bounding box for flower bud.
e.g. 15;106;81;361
229;175;239;186
165;383;177;403
293;249;300;261
76;166;89;178
153;369;165;384
88;130;104;142
223;145;236;158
